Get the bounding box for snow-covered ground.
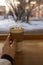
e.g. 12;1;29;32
0;17;43;34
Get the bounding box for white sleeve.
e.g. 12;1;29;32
0;59;11;65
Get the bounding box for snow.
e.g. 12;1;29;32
0;18;43;34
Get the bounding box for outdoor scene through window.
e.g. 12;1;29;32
0;0;43;34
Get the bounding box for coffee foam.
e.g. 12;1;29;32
10;26;24;33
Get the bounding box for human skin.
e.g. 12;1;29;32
2;35;16;59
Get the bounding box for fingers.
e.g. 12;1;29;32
4;34;16;48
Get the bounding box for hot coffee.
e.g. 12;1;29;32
10;26;24;52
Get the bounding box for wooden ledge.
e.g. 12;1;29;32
24;34;43;40
0;34;43;40
0;34;8;40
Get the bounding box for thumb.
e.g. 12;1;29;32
5;34;10;46
11;39;16;49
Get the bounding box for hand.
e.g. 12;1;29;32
2;35;16;59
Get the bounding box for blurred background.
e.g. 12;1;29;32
0;0;43;22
